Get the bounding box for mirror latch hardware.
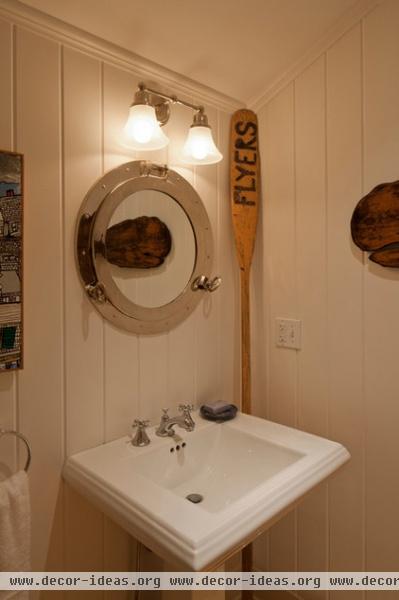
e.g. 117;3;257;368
140;161;168;178
192;275;222;292
85;282;107;304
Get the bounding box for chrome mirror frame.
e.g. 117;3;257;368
76;160;217;334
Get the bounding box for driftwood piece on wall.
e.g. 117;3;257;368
351;180;399;267
105;216;172;269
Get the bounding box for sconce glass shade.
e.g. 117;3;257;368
124;104;169;150
182;126;223;165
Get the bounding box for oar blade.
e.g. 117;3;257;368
230;108;260;271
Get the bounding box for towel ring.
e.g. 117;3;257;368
0;429;31;472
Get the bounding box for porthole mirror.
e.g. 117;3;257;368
76;160;221;334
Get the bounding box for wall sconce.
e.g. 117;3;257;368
124;83;223;165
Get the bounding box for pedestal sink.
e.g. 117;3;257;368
63;412;349;569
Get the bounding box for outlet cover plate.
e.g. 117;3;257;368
276;318;302;350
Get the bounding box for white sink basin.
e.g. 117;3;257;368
63;412;349;569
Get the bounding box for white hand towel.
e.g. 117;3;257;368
0;470;31;599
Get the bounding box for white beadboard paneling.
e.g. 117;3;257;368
363;0;399;577
294;56;328;599
295;56;328;438
262;85;297;429
138;332;169;422
15;26;64;571
104;321;140;441
258;84;297;574
167;316;196;410
194;104;220;406
63;47;104;456
326;24;364;586
62;46;105;587
0;17;17;477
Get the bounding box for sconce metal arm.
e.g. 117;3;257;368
138;82;204;114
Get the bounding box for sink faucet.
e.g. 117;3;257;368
156;405;195;437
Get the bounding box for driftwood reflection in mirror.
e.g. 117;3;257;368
105;216;172;269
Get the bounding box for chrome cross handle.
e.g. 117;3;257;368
131;419;150;447
178;404;194;413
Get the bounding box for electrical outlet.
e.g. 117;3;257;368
275;318;302;350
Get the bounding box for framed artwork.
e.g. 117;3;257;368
0;150;23;371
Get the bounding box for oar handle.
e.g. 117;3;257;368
240;268;251;414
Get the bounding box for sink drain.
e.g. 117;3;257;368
186;493;203;504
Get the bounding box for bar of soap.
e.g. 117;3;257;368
200;402;238;422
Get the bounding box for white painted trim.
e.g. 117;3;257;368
0;0;243;113
248;0;383;111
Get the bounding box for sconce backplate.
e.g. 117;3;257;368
149;92;170;126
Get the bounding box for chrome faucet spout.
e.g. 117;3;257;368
156;405;195;437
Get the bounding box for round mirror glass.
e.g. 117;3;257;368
107;189;196;308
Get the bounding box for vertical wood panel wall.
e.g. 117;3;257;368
254;1;399;597
2;0;399;595
0;9;240;595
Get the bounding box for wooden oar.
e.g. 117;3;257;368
230;109;259;597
